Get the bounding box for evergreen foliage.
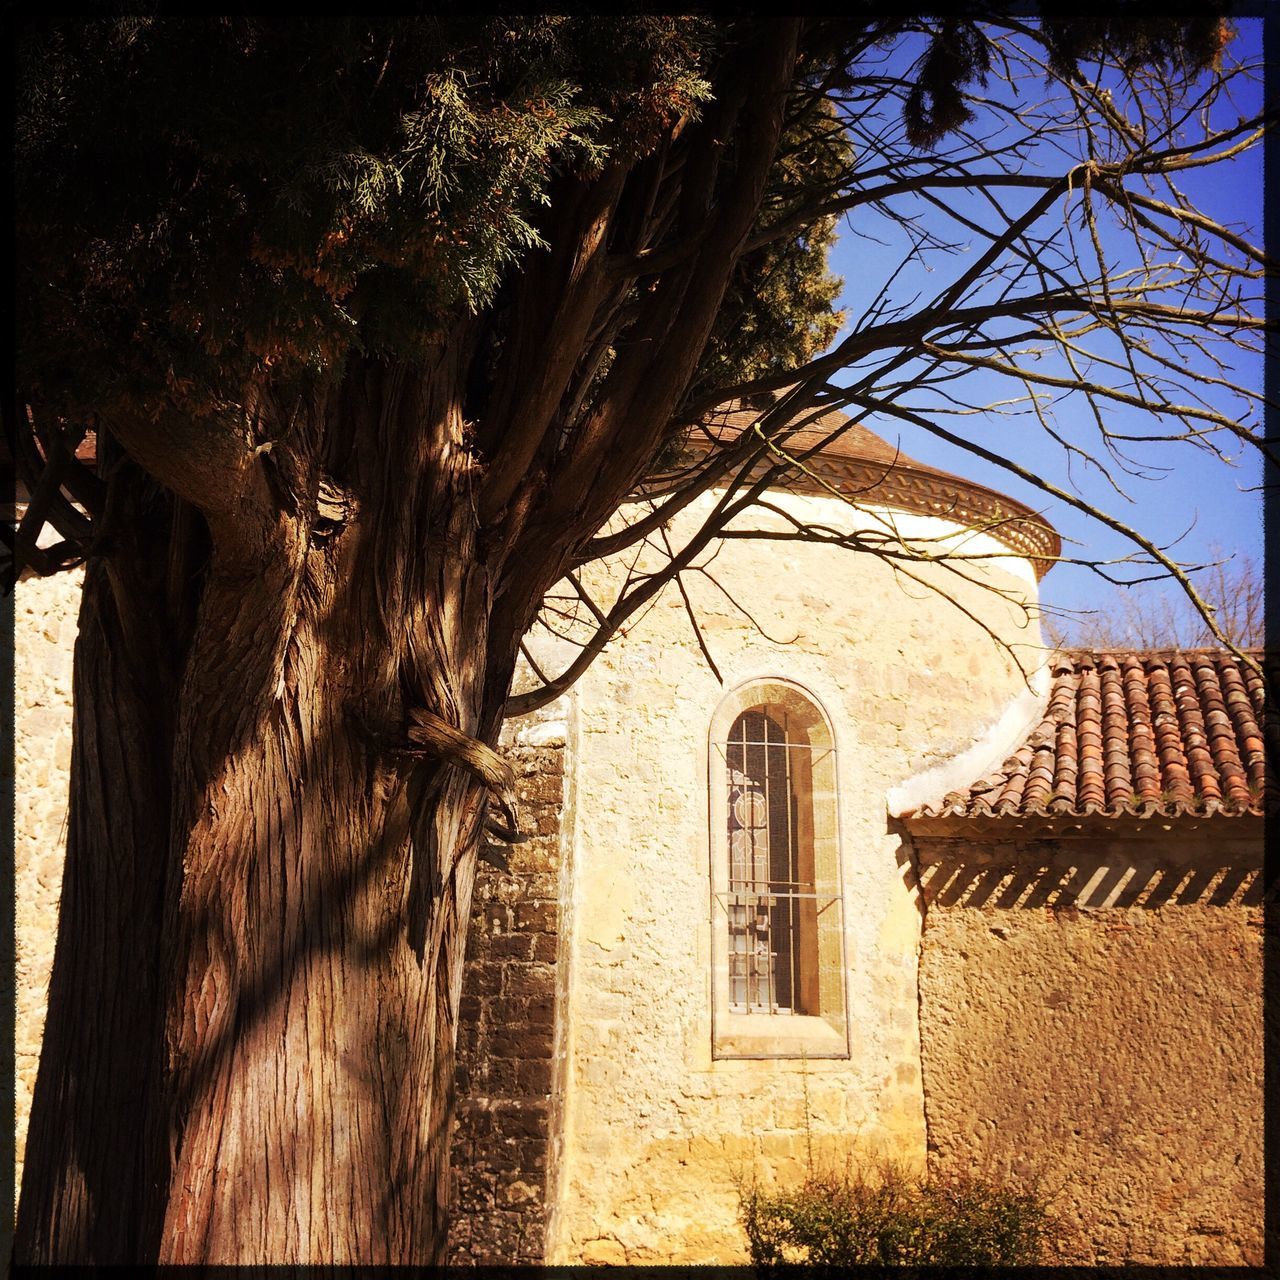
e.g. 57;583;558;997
17;11;1229;444
692;100;849;399
18;17;839;430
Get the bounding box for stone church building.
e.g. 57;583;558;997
13;404;1267;1265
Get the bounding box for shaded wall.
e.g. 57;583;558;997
914;826;1265;1266
448;713;573;1264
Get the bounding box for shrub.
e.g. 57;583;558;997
739;1162;1049;1269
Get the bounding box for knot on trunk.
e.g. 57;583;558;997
312;476;357;543
405;706;529;844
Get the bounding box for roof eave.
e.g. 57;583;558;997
898;809;1267;841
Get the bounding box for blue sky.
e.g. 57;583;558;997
821;19;1265;629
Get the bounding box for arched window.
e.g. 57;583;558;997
710;682;848;1058
726;708;813;1013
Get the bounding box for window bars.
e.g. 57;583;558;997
725;708;820;1014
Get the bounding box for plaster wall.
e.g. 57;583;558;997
914;831;1265;1266
539;489;1044;1265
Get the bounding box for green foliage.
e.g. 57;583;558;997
17;17;715;419
691;98;849;399
740;1163;1050;1269
18;11;1231;443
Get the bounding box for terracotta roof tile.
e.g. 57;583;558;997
670;400;1062;576
909;649;1273;820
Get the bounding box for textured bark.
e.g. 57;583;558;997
14;468;176;1261
17;361;507;1264
16;27;804;1262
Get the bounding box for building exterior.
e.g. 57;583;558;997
12;404;1268;1265
903;647;1267;1264
441;405;1267;1265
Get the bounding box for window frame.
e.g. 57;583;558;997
707;678;851;1061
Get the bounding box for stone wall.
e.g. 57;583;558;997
543;491;1045;1264
12;570;82;1194
914;826;1265;1266
448;715;573;1264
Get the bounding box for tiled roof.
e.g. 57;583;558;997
696;402;933;471
673;400;1062;576
909;649;1273;821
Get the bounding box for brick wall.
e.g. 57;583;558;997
447;727;572;1265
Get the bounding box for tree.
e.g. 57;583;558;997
1044;545;1265;649
11;11;1267;1265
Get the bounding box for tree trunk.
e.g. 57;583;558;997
15;33;798;1256
17;360;507;1264
15;464;177;1261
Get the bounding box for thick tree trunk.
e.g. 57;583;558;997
15;478;177;1261
17;362;506;1264
16;32;800;1258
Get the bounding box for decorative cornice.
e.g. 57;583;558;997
680;441;1061;579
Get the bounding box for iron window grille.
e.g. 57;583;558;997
723;707;835;1015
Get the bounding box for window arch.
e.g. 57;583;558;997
710;681;848;1058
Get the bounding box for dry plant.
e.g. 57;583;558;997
1044;545;1264;649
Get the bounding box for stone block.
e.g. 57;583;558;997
479;1057;519;1094
516;1138;548;1171
516;1060;554;1096
507;962;556;996
531;933;559;963
515;901;558;934
522;993;555;1030
492;1104;550;1140
487;934;535;961
464;962;502;996
498;1178;541;1207
488;995;528;1024
491;1026;554;1060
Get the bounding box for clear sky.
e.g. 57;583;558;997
821;18;1265;634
